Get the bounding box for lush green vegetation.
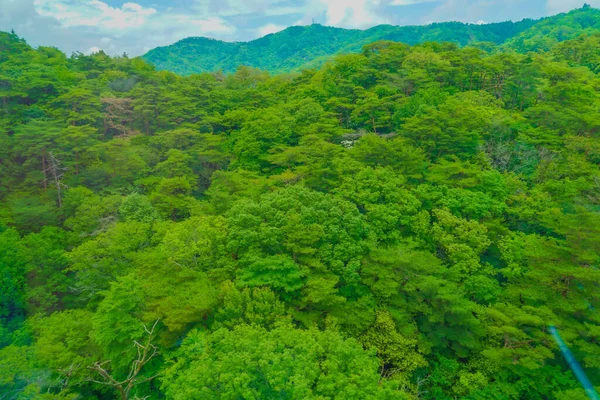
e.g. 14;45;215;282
503;3;600;52
143;6;600;75
143;16;538;75
2;9;600;398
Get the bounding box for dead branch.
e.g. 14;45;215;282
87;320;160;400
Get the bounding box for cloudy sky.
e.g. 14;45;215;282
0;0;594;57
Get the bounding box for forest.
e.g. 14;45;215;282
144;6;600;75
1;5;600;400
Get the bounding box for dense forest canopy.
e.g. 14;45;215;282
143;6;600;75
1;5;600;399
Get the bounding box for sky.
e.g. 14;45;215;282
0;0;595;57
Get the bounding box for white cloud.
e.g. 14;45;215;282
310;0;389;28
258;23;286;36
86;46;101;54
2;0;438;56
192;0;297;18
173;16;236;36
15;0;236;56
264;6;307;16
391;0;436;5
33;0;157;30
421;0;532;25
1;0;579;59
32;0;235;38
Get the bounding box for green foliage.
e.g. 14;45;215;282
361;310;427;382
503;7;600;53
143;18;541;75
143;7;600;77
162;325;404;399
119;193;160;223
1;13;600;398
211;282;289;330
0;229;27;330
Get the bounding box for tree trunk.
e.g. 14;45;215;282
55;174;62;208
42;151;47;190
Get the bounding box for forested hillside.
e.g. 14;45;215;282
503;3;600;52
143;6;600;75
1;19;600;399
143;18;537;75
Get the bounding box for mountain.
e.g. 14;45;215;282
143;20;536;75
2;19;600;399
503;4;600;52
142;6;600;75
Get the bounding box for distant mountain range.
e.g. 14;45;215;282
143;6;600;75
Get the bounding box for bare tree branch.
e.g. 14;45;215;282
87;320;160;400
41;152;68;208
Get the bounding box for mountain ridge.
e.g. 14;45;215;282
142;7;600;75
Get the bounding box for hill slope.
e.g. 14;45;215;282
503;4;600;52
142;6;600;75
143;19;537;75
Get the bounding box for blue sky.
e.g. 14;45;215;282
0;0;593;56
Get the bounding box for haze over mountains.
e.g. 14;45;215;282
143;6;600;75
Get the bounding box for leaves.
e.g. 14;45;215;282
2;16;600;399
162;325;403;399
